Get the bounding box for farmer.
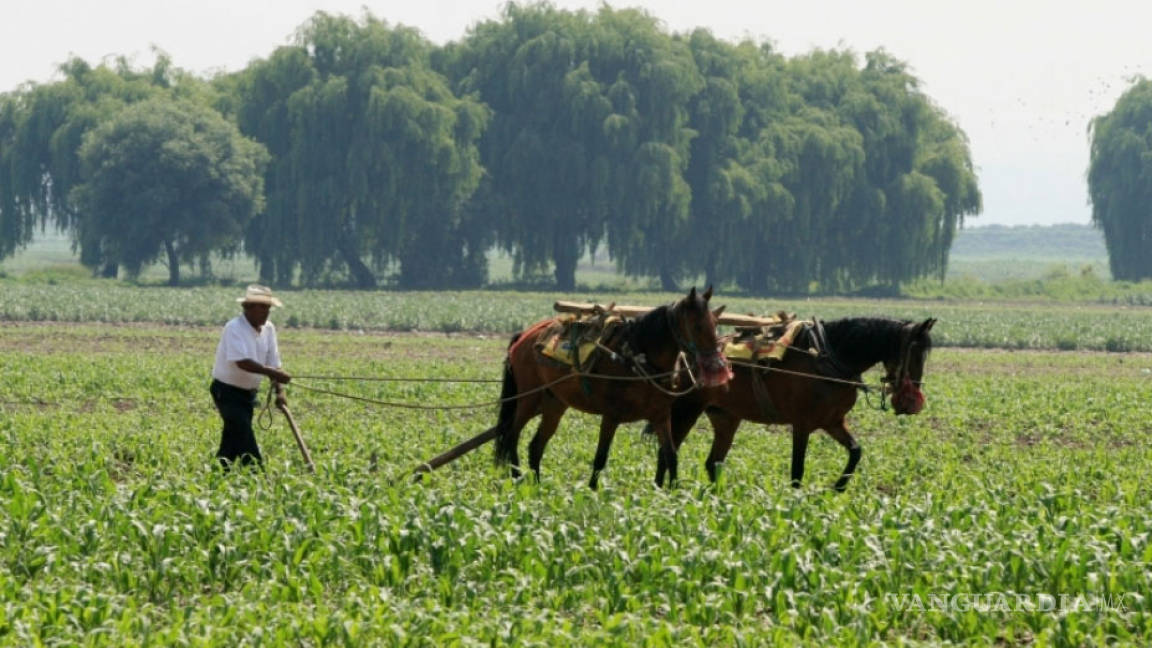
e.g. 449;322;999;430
210;284;292;468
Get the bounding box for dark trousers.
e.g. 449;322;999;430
210;379;262;468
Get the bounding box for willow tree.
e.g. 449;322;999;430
757;49;979;293
591;7;702;291
915;113;982;279
1088;78;1152;281
839;51;980;290
70;98;268;285
231;12;488;288
0;95;26;258
224;47;315;285
0;57;183;275
442;3;612;291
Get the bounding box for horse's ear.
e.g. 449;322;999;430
688;286;698;300
919;318;936;334
703;285;713;302
712;304;726;319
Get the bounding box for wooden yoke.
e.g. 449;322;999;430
553;300;784;328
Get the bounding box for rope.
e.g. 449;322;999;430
728;358;904;412
291;374;502;383
630;351;701;397
727;358;874;389
288;365;686;411
256;385;276;431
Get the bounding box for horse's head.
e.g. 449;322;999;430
882;317;935;415
670;286;732;388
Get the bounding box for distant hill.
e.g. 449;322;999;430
950;223;1106;259
944;223;1109;282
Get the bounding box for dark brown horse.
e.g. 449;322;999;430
491;287;732;489
655;316;935;491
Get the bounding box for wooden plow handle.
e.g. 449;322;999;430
276;402;316;473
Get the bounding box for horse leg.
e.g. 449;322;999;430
527;394;566;482
650;417;679;489
657;399;706;487
703;408;741;484
790;426;813;488
825;421;862;492
589;416;621;490
503;395;542;479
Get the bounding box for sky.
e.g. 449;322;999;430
2;0;1149;227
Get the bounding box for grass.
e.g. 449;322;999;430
1;322;1150;645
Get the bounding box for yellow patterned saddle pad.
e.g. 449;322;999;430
537;313;624;368
724;318;809;362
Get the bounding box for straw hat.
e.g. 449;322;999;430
236;284;283;308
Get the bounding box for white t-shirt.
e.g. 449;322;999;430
212;315;282;390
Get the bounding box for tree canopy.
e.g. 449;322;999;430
71;97;268;285
231;12;488;288
1088;77;1152;281
1;4;983;294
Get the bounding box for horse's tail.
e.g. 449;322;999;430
492;332;521;466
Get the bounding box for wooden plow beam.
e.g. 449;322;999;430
553;300;784;328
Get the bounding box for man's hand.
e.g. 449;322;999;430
236;359;292;385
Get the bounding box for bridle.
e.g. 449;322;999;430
666;299;716;357
882;322;924;396
666;300;730;387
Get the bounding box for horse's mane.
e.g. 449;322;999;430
819;317;924;368
623;303;672;353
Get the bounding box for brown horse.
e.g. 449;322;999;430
491;287;732;489
655;316;935;491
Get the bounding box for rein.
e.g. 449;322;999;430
257;385;277;431
290;375;501;383
290;306;716;409
726;358;874;389
726;318;925;412
287;363;693;411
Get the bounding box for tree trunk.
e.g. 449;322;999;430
339;239;376;289
164;239;180;286
703;251;717;293
100;262;118;279
659;267;678;292
257;255;275;285
552;237;577;292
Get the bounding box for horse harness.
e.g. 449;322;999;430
535;308;700;396
737;318;866;419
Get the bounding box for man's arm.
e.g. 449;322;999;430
235;359;292;385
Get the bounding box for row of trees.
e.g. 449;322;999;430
1089;78;1152;281
0;4;983;291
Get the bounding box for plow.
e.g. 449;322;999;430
280;296;928;492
